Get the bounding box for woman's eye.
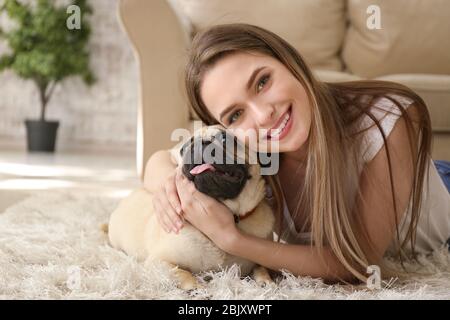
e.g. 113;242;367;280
228;110;243;124
256;74;270;93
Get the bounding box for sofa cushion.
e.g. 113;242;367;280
375;74;450;133
313;70;363;83
314;71;450;133
168;0;346;71
343;0;450;78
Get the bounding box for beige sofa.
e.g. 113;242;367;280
118;0;450;180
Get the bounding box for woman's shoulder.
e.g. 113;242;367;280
372;93;415;115
357;93;416;164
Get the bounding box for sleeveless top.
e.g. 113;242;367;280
265;93;450;256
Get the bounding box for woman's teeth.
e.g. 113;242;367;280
269;109;291;138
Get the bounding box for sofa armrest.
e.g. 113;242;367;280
118;0;190;181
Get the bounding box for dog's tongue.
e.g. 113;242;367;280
190;163;216;175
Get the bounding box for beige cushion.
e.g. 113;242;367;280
375;74;450;132
343;0;450;78
169;0;346;71
310;71;450;160
313;69;363;83
314;71;450;132
368;73;450;160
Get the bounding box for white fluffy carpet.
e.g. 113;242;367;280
1;190;449;300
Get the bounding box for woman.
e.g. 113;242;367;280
144;24;450;283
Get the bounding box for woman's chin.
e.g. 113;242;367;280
256;140;293;154
274;128;309;154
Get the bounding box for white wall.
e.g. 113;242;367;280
0;0;138;151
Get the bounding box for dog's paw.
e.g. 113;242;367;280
252;266;274;287
255;276;274;288
179;278;205;291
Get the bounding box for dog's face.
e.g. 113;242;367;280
180;127;249;200
171;125;266;215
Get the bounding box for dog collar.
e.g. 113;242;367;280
233;207;257;224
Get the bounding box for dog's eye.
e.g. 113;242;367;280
180;137;193;156
179;144;186;156
220;131;227;143
211;132;224;143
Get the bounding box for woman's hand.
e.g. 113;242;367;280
174;167;239;251
151;169;185;234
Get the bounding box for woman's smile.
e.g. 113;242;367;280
265;104;293;141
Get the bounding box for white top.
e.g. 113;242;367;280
266;93;450;255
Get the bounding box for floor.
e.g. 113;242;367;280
0;146;141;213
1;147;449;299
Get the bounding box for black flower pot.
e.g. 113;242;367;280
25;119;59;152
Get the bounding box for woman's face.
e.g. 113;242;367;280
200;51;311;155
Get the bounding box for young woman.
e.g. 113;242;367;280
144;24;450;283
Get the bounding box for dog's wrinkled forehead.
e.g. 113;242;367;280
176;124;253;166
180;125;226;153
196;124;225;140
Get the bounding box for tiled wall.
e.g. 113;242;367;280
0;0;138;151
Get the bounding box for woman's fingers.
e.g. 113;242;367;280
175;167;195;194
175;170;189;206
165;173;183;215
150;168;188;234
159;189;184;232
175;169;203;225
152;196;172;234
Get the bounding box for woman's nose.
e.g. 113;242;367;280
251;103;275;127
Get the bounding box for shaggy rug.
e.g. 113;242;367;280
1;190;449;300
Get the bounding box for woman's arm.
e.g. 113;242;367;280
226;232;354;281
143;149;185;234
143;149;177;193
173;167;354;282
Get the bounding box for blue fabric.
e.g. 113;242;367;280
434;160;450;193
433;160;450;252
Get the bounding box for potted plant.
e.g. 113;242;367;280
0;0;95;152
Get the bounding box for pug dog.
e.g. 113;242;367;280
107;125;275;290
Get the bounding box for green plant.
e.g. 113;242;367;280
0;0;95;121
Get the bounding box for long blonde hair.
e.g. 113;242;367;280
183;23;432;282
